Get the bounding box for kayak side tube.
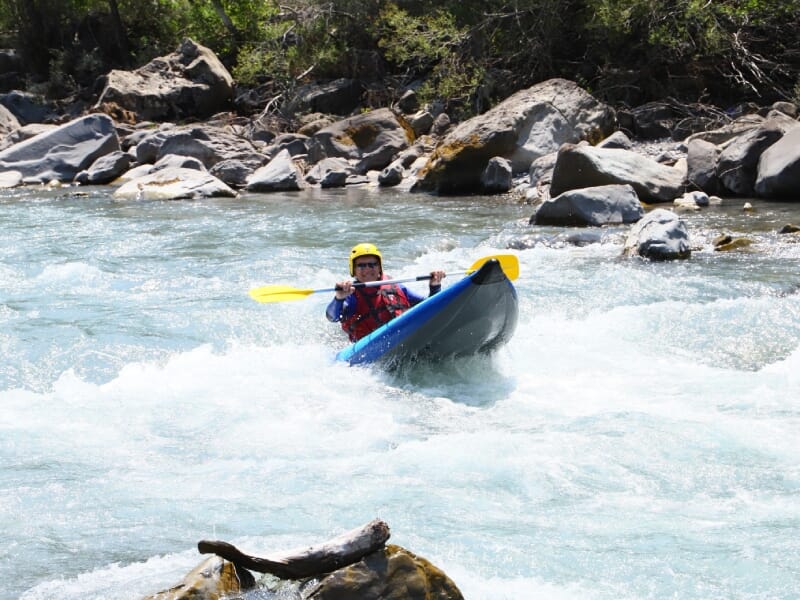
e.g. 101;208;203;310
335;258;518;366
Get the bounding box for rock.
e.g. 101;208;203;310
75;150;133;185
0;113;120;183
131;124;262;169
265;133;309;159
0;102;19;138
550;143;686;203
152;154;207;172
714;235;754;251
307;107;411;174
623;208;691;260
430;112;451;137
210;158;258;188
407;110;434;137
286;78;364;116
0;90;57;124
0;169;22;188
480;156;513;193
142;556;254;600
686;138;721;194
307;544;463;600
0;122;57;151
95;38;234;121
415;78;616;194
396;89;419;114
754;127;800;199
532;183;644;226
113;166;237;200
674;190;710;210
305;157;352;188
246;148;304;192
597;130;632;150
716;122;783;196
378;160;404;187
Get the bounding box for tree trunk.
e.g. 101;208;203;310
198;518;391;579
106;0;130;65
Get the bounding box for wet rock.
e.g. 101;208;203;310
623;208;691;260
307;544;463;600
143;556;254;600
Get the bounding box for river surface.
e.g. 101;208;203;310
1;184;799;599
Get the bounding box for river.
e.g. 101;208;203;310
1;184;799;599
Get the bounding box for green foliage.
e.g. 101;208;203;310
0;0;797;110
372;3;482;113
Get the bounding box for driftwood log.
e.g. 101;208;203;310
198;518;391;579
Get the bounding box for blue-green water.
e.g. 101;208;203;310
1;185;799;599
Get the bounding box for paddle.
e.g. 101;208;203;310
249;254;519;303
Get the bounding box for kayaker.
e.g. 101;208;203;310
326;242;445;341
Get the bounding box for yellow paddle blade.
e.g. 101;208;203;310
248;284;316;303
466;254;519;280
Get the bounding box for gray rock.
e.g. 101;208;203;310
686;138;721;194
378;160;404;187
75;150;133;185
0;113;120;183
305;157;351;188
481;156;513;193
415;78;615;194
754;127;800;199
246;149;303;192
114;166;237;200
152;154;207;172
716;123;784;196
623;208;691;260
308;107;410;174
532;183;644;226
550;143;686;203
95;38;234;121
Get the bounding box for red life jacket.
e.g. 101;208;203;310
341;277;412;341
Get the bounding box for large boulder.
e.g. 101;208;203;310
623;208;691;260
307;107;411;174
715;122;784;196
308;544;463;600
686;138;721;194
755;126;800;199
0;113;119;183
532;183;644;227
130;124;263;169
95;38;234;122
113;166;237;200
415;78;616;194
550;143;686;203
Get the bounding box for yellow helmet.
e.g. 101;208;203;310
349;243;383;276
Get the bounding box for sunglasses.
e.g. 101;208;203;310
355;261;379;269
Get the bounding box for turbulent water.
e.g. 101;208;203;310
1;184;799;600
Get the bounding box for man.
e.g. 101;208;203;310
326;242;445;342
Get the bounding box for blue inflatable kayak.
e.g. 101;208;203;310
335;258;518;367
